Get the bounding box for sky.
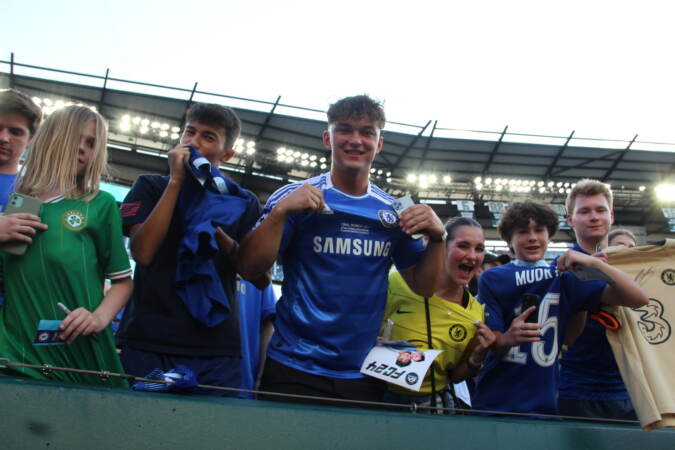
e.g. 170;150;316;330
4;0;675;147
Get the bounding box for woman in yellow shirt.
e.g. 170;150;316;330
382;217;495;411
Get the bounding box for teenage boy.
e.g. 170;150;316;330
558;180;637;419
237;95;446;403
117;103;265;395
0;89;46;242
472;201;647;416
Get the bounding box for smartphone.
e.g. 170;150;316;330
0;193;43;256
521;293;540;324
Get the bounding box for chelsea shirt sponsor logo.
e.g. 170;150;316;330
378;209;399;228
312;236;392;257
62;210;87;231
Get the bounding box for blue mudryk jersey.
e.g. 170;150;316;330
473;261;605;416
259;173;425;378
559;244;626;401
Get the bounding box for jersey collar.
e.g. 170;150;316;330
512;259;549;268
323;172;372;199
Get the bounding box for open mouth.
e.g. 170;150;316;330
458;263;475;275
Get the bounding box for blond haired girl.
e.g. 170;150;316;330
0;106;132;387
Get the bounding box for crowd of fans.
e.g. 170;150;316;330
0;89;651;421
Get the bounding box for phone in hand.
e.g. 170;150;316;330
521;293;540;324
0;193;43;256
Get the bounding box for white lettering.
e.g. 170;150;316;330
336;237;351;254
313;236;322;253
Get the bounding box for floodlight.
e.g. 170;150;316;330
139;126;149;134
537;181;544;187
277;147;286;155
133;117;141;125
419;180;429;189
377;169;383;175
485;177;492;185
170;133;179;140
386;177;392;183
386;172;391;177
300;159;308;166
475;184;483;191
474;176;482;184
301;153;309;159
443;175;451;184
141;119;150;126
246;148;255;155
32;97;42;105
310;162;317;167
171;126;180;133
407;174;417;183
558;188;565;193
655;183;675;202
122;114;130;122
159;131;168;138
151;122;160;129
320;164;327;169
119;122;131;132
495;185;503;191
277;155;285;162
639;185;646;192
370;168;376;174
43;98;53;106
538;187;546;193
310;155;317;161
320;157;327;163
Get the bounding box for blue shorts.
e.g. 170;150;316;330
120;346;241;397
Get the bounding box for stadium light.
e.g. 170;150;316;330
655;183;675;202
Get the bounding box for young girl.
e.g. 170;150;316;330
381;217;495;411
0;105;133;387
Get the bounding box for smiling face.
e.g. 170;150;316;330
567;193;614;244
446;225;485;286
322;116;383;177
510;218;550;262
0;113;31;172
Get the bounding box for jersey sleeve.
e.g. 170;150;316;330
94;192;132;280
119;175;165;235
233;191;263;243
391;235;425;271
562;273;606;313
260;283;277;321
477;271;507;333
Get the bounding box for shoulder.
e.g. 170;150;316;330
369;183;395;206
266;174;326;206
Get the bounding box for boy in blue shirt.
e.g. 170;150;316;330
473;201;647;416
237;95;446;403
558;180;638;419
0;89;46;243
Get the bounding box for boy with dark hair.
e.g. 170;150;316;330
0;89;46;242
559;180;638;419
237;94;445;403
472;201;647;416
117;102;265;395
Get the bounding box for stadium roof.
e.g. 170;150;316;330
1;57;673;240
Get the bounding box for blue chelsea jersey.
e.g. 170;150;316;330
258;173;425;378
558;244;627;401
473;261;604;416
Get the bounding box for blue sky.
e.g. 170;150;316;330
4;0;675;145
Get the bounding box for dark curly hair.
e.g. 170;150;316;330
498;201;559;244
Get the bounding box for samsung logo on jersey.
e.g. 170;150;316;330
313;237;391;257
515;268;557;286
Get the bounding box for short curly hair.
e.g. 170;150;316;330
498;201;559;244
327;95;386;129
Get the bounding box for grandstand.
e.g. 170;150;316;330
2;54;673;249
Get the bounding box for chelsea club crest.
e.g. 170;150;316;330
378;209;399;228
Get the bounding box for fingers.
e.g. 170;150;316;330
59;307;97;344
399;204;442;236
516;305;537;322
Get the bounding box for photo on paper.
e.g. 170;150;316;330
360;341;442;392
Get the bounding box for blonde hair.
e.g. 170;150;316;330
16;106;108;202
565;178;613;215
